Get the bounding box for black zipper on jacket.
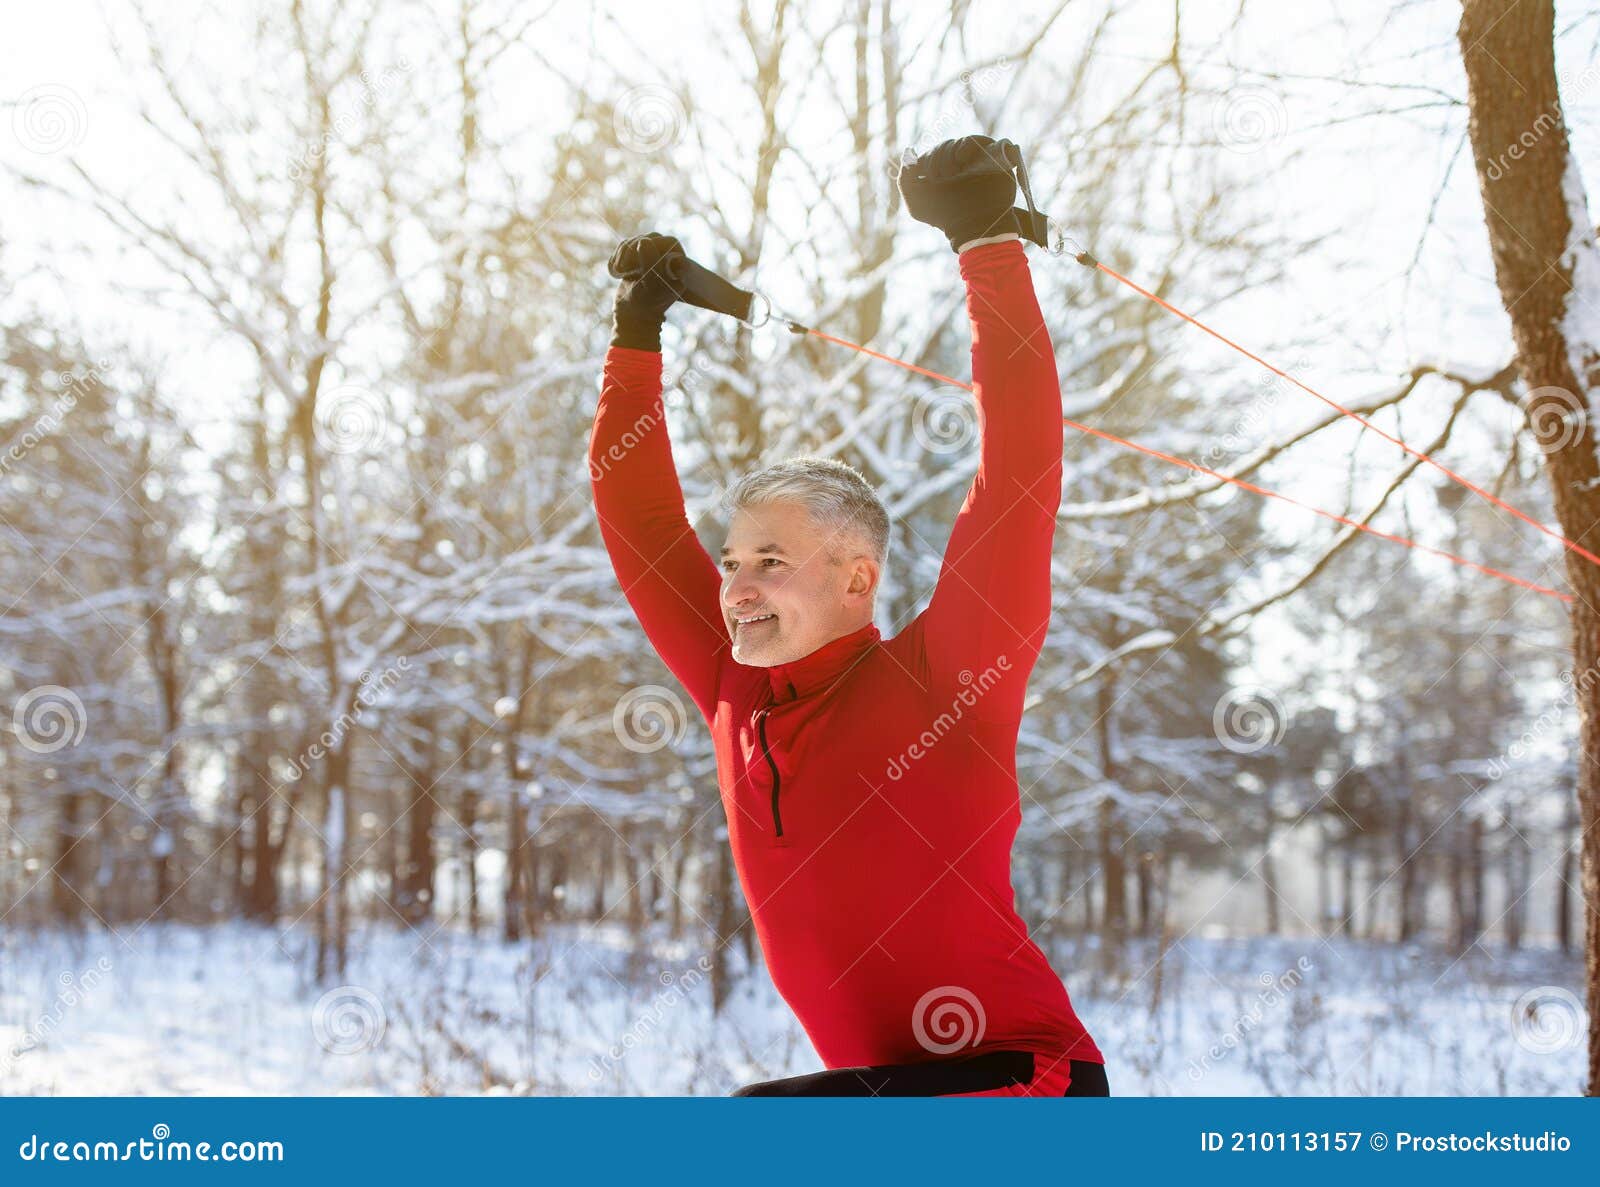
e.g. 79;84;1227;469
755;708;783;838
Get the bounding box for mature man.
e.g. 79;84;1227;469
589;136;1106;1097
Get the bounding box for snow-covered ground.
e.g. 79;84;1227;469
0;922;1585;1095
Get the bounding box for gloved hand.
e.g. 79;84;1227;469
896;135;1021;254
608;232;686;351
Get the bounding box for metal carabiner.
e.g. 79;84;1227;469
741;290;772;329
1047;217;1096;267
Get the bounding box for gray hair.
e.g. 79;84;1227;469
722;456;890;568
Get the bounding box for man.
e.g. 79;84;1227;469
589;136;1106;1097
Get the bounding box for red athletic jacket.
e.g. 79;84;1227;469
590;239;1103;1083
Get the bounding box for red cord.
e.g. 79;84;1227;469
1090;259;1600;572
800;327;1573;604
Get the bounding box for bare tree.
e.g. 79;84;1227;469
1457;0;1600;1092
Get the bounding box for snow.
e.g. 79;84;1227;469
1558;148;1600;408
0;923;1583;1096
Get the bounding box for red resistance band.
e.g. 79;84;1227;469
798;324;1573;605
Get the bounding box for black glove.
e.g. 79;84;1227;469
608;232;686;351
896;135;1021;254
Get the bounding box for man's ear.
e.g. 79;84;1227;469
845;555;880;602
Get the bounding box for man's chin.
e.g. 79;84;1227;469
731;628;794;668
731;640;781;667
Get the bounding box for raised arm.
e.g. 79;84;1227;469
898;139;1065;722
589;235;729;722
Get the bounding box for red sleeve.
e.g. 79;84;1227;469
589;345;729;722
917;239;1064;723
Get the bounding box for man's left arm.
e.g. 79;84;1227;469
919;235;1064;722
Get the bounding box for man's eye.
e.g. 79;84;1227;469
762;558;783;567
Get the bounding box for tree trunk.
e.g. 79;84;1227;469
1260;780;1280;935
1318;821;1333;935
669;834;691;938
1096;674;1126;942
52;790;84;924
1338;843;1356;938
1136;851;1155;936
1396;791;1417;942
1560;794;1579;953
710;834;736;1012
462;788;480;936
1467;816;1486;946
1450;823;1471;953
313;735;353;982
1505;820;1530;951
1459;0;1600;1091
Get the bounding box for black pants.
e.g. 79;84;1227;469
732;1050;1110;1097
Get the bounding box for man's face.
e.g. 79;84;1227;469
719;499;878;667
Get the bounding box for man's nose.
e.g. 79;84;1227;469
723;574;757;607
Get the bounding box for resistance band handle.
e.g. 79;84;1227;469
998;139;1051;251
667;255;758;324
1000;142;1096;265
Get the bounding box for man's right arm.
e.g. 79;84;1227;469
590;344;729;722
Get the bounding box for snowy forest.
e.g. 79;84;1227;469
0;0;1596;1095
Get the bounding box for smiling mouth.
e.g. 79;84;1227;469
733;614;777;631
